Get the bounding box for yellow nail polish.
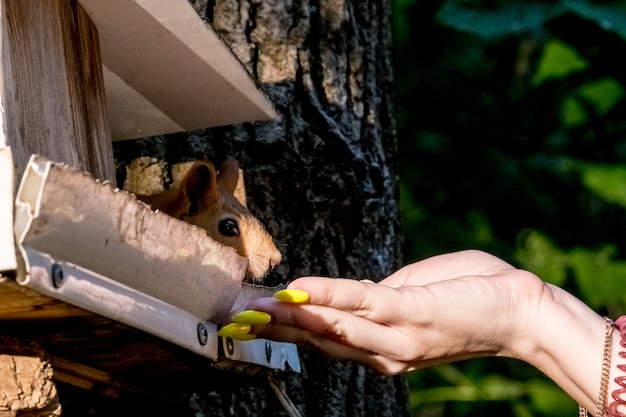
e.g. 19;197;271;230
274;289;310;304
231;310;272;325
217;323;251;338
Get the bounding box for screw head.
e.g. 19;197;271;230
197;323;208;346
265;341;272;363
51;264;64;288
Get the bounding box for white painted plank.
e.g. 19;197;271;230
23;248;221;361
78;0;277;140
0;147;16;274
103;67;184;140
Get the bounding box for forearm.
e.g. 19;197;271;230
511;282;620;413
241;251;626;413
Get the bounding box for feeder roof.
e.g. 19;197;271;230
78;0;277;140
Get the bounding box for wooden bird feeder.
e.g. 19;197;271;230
0;0;298;408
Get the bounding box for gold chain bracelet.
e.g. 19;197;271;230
579;316;614;417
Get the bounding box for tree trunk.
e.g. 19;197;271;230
0;337;61;417
112;0;407;415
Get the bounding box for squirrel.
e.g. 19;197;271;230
132;158;282;283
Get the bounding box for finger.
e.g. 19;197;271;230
255;322;413;375
256;321;468;375
381;250;515;286
247;296;418;359
280;277;417;324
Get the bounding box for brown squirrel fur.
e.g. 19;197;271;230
133;158;281;282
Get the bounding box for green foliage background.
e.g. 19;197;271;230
392;0;626;415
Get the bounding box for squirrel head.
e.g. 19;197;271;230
146;158;282;283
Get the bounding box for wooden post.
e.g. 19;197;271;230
1;0;115;182
1;1;114;413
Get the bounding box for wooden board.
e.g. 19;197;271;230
0;279;215;398
2;0;116;183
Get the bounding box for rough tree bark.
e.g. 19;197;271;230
0;338;61;417
111;0;408;415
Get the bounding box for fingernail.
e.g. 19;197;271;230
231;310;272;325
217;323;251;338
274;289;310;303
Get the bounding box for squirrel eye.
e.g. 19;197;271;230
218;218;240;237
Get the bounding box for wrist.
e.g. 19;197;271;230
491;269;551;361
511;281;612;410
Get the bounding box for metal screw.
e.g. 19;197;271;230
265;341;272;363
197;323;208;346
226;337;234;355
51;263;64;288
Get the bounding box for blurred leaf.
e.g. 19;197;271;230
475;375;525;401
466;210;495;245
526;379;578;415
410;374;525;404
410;385;478;404
514;230;568;286
577;77;625;116
561;95;588;127
578;163;626;209
435;364;475;386
531;39;589;87
511;401;534;417
436;1;563;39
569;246;626;307
399;182;427;224
563;0;626;40
392;0;419;45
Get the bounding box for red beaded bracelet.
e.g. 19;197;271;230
608;315;626;417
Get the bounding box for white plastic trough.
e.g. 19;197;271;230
11;155;300;372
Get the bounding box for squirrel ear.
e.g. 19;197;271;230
218;158;247;207
217;158;240;190
181;161;218;215
233;169;247;208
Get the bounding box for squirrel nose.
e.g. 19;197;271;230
269;248;282;269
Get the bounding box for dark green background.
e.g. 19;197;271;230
392;1;626;415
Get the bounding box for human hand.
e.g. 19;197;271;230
222;250;547;374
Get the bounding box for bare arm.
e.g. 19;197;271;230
235;250;622;413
